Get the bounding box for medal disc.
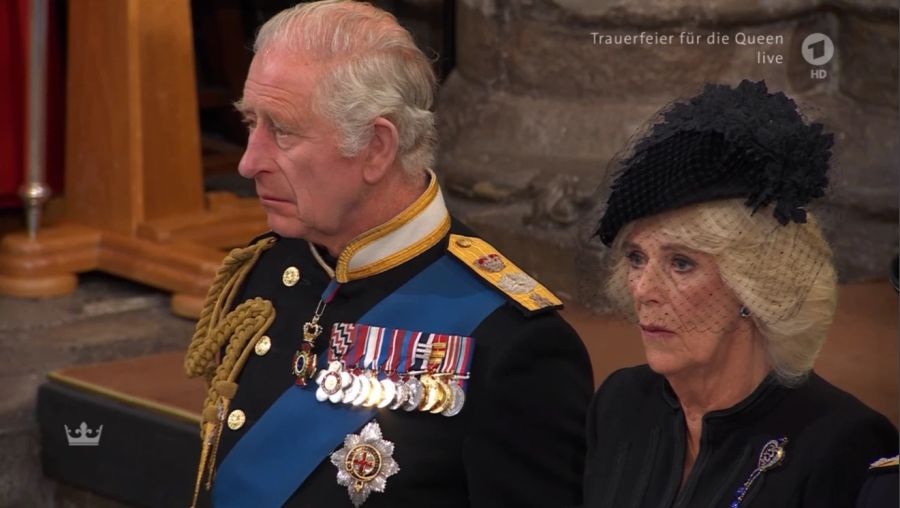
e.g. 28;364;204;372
419;375;440;412
377;379;396;409
442;383;466;417
352;374;372;406
390;381;409;410
342;374;361;404
364;373;383;407
330;371;353;404
430;379;453;414
321;371;343;396
402;378;422;411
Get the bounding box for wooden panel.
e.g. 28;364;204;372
64;0;141;233
138;0;203;220
0;224;99;276
48;351;205;424
64;0;203;234
98;232;222;295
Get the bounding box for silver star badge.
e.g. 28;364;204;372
330;421;400;507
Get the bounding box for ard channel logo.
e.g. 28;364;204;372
801;33;834;80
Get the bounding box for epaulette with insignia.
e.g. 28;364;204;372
869;456;899;469
447;233;563;313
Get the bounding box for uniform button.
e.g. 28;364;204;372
227;409;246;430
455;238;473;248
255;335;272;356
282;266;301;287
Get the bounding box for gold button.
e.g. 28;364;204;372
255;335;272;356
227;409;246;430
455;238;473;248
282;266;301;287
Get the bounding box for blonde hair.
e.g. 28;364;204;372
254;0;436;176
606;199;837;385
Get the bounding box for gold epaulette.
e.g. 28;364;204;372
447;234;563;313
869;456;900;469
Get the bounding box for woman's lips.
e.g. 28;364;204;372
640;324;675;339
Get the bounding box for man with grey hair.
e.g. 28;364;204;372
186;2;592;507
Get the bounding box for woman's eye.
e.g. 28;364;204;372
626;251;645;268
671;255;695;272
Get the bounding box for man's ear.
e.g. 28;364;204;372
361;117;400;184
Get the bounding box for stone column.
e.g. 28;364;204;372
437;0;898;310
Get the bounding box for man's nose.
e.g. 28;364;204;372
237;127;272;179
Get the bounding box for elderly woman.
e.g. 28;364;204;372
583;80;897;508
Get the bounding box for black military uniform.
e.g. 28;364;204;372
189;175;593;508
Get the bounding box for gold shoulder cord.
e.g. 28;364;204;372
184;237;276;507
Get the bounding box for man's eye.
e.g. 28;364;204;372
242;118;257;131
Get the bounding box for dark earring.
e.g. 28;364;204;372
739;306;751;318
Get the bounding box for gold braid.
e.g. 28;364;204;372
185;236;276;507
184;236;274;383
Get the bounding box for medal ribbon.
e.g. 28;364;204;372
362;326;382;370
412;333;433;372
330;327;475;381
376;329;395;376
383;329;403;375
345;325;367;369
327;323;355;362
399;331;419;375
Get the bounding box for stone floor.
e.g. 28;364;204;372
0;269;896;507
0;273;195;507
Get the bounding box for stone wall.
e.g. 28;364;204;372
437;0;899;311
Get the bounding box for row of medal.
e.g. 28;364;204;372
314;362;465;416
308;323;474;417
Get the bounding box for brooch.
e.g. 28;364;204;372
731;437;788;508
330;421;400;507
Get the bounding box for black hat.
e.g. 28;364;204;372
596;80;833;246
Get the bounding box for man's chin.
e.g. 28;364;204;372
266;215;308;240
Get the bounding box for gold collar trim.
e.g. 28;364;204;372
315;170;450;283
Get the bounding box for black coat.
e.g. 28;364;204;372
583;365;898;508
203;221;594;508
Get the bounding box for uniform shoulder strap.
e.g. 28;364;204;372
447;233;563;314
869;456;900;469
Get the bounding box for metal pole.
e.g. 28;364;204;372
20;0;52;239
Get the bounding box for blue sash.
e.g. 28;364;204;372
212;255;504;507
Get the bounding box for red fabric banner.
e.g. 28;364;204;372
0;0;64;209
